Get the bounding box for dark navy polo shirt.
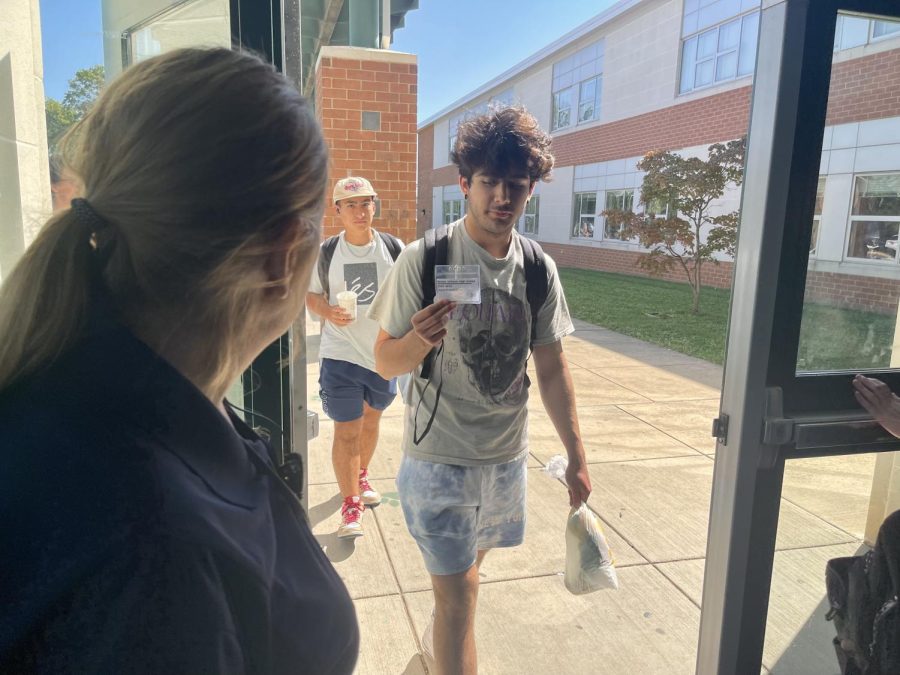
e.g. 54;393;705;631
0;323;358;673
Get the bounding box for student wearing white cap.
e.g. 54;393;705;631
306;177;403;538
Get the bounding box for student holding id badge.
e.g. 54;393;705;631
368;107;591;675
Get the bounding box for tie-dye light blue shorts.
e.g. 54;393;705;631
396;454;528;576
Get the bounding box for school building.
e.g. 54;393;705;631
417;0;900;313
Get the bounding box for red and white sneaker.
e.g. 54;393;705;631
338;496;364;539
358;468;381;506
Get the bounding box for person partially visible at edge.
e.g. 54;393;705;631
306;177;402;539
368;106;592;675
854;374;900;437
0;48;358;674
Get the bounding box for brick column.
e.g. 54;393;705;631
315;46;418;243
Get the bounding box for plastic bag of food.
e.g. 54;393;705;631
565;502;619;594
544;454;619;593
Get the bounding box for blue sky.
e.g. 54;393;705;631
39;0;105;101
38;0;619;117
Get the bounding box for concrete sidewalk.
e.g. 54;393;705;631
304;318;874;675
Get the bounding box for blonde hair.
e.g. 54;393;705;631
0;48;328;394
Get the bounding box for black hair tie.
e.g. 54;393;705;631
71;198;115;263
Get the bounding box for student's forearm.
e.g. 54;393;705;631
375;332;433;379
537;366;586;461
306;292;329;319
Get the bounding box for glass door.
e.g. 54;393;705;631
697;1;900;673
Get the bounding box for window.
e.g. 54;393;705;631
834;15;900;50
679;1;760;94
572;193;597;238
810;176;825;256
845;174;900;262
551;41;603;131
443;199;462;225
361;111;380;131
874;20;900;40
603;189;635;240
520;195;539;235
646;197;671;219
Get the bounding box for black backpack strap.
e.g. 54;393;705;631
378;231;403;261
420;224;450;379
317;235;340;299
519;235;549;345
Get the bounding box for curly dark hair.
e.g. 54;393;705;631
450;106;554;184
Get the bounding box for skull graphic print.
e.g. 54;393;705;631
451;288;529;405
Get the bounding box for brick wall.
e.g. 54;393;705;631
550;87;753;168
805;270;900;315
316;49;418;243
541;242;734;288
826;48;900;126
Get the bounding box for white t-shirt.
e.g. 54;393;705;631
309;230;401;372
367;219;574;466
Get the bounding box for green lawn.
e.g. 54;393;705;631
559;267;895;369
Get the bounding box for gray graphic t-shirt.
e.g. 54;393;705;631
368;219;573;466
309;230;400;372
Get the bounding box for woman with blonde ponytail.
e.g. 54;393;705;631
0;48;359;673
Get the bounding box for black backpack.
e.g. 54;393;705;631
317;230;403;298
826;509;900;674
419;223;549;379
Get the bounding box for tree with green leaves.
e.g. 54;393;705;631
603;138;746;314
45;65;105;150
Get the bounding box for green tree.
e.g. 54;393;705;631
45;65;105;150
603;138;746;314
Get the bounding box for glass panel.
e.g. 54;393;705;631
718;17;741;51
796;11;900;376
837;15;870;50
124;0;230;68
698;29;718;59
681;36;698;92
695;59;715;87
715;51;738;81
853;175;900;217
683;10;700;36
755;453;880;673
738;11;760;75
846;220;900;261
874;20;900;39
572;193;596;238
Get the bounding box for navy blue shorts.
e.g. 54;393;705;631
319;358;397;422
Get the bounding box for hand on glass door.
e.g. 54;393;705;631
853;375;900;438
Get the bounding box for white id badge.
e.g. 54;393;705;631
434;265;481;304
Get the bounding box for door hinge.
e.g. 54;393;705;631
711;413;729;445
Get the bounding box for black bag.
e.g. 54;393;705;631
826;509;900;674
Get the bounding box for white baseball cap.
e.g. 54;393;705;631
333;176;377;203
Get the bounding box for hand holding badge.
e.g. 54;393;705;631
434;265;481;304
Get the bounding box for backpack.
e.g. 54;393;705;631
419;223;549;379
317;230;403;298
826;509;900;674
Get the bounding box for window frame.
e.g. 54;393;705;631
551;41;603;132
809;176;826;257
572;192;598;239
602;188;636;241
442;198;463;225
842;172;900;265
520;195;539;235
679;8;760;95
